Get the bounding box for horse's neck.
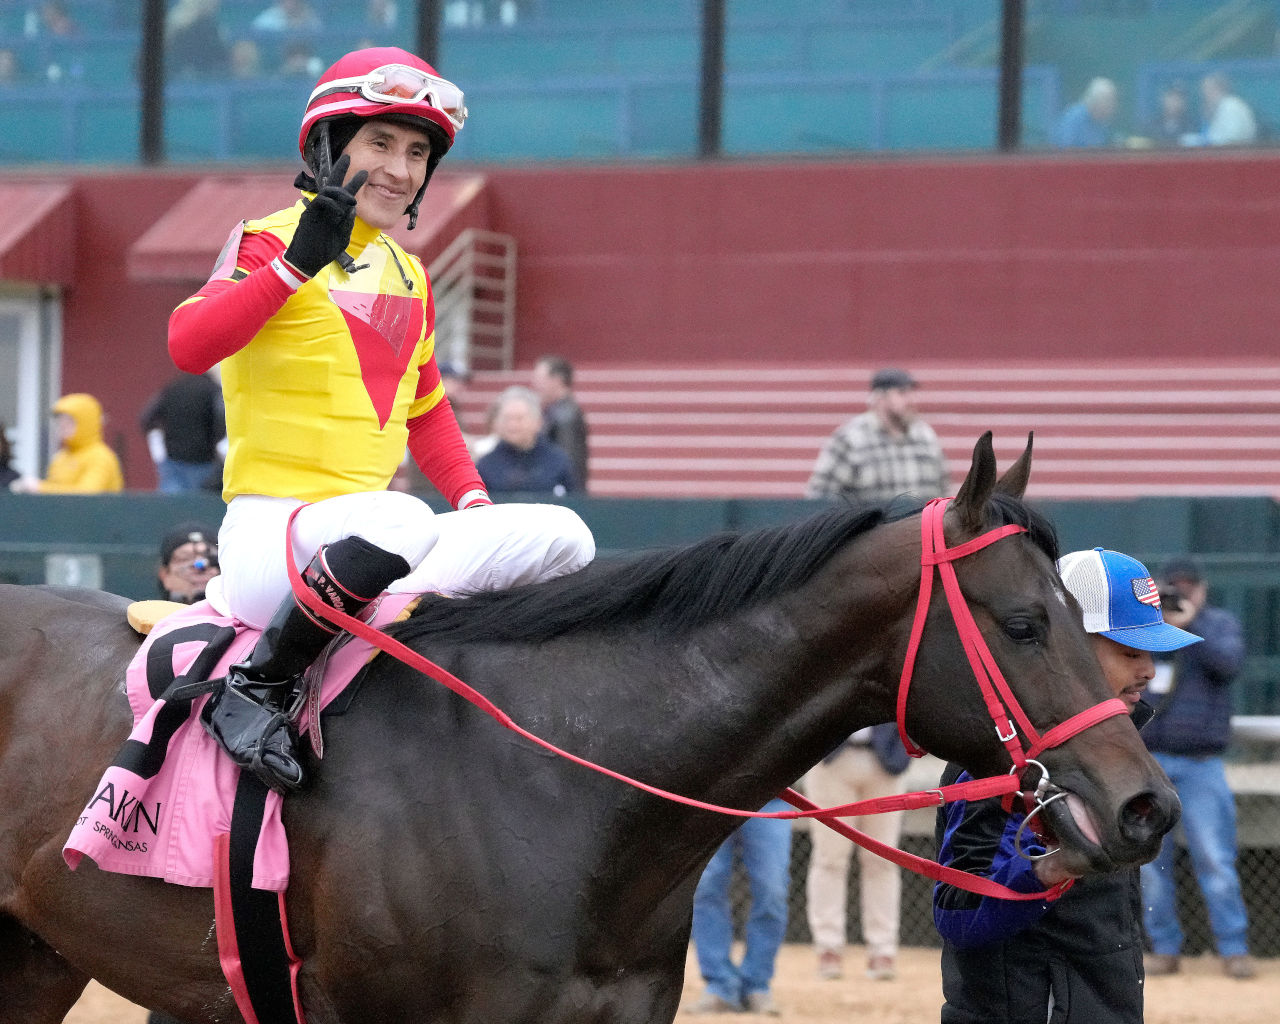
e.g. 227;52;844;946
636;517;921;817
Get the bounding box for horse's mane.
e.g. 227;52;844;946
392;492;1058;646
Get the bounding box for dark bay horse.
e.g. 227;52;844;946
0;434;1178;1024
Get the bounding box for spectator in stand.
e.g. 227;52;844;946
0;48;22;84
252;0;322;33
156;522;220;605
366;0;399;31
7;393;123;494
1141;557;1256;980
281;38;324;78
476;386;579;496
1053;77;1120;148
166;0;230;78
139;370;225;494
229;38;262;79
438;363;479;451
685;798;792;1016
805;368;948;504
531;354;589;488
0;423;18;489
935;548;1202;1024
1182;73;1258;147
1143;81;1195;148
34;1;78;36
804;722;910;982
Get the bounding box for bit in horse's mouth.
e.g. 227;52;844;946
1040;791;1117;872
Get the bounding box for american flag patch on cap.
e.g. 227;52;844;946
1132;577;1161;606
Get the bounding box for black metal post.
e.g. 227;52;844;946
997;0;1025;152
697;0;725;159
417;0;442;66
139;0;165;164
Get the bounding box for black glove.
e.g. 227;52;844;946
282;153;369;278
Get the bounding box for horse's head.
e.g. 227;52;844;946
902;432;1179;875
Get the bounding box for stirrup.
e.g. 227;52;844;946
201;673;307;794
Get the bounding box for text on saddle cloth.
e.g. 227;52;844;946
62;594;419;892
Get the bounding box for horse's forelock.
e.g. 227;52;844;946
986;491;1060;564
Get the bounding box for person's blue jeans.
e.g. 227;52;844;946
690;799;792;1004
1140;752;1250;957
158;458;217;494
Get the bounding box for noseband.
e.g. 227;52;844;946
896;498;1129;820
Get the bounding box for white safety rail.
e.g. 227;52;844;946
427;229;517;372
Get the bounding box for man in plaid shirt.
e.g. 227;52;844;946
805;368;948;503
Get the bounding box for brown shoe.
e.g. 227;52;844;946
865;954;897;981
1144;954;1180;977
817;950;844;980
1223;955;1256;979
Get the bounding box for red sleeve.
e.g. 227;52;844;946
407;400;490;509
168;229;297;374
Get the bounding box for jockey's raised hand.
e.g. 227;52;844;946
282;153;369;278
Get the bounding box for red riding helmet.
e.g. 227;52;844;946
298;46;468;228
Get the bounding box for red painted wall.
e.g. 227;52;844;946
486;150;1280;366
10;149;1280;486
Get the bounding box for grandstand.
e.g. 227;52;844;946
459;360;1280;501
6;0;1280;162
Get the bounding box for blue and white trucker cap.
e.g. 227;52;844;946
1056;547;1202;652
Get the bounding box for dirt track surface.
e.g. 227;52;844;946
66;943;1279;1023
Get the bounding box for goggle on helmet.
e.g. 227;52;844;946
298;47;466;228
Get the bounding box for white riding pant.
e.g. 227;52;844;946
205;491;596;629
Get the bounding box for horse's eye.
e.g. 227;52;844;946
1003;617;1039;643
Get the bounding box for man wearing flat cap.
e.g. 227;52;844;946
801;367;947;980
804;367;948;504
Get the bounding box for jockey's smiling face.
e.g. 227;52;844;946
342;119;431;231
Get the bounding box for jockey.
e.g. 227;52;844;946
168;46;595;794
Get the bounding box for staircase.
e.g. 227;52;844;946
455;361;1280;501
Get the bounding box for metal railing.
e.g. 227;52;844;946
427;228;517;372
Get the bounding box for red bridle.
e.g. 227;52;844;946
895;498;1130;774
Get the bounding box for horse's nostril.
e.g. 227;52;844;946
1120;789;1179;845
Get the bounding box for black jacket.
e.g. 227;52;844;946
140;373;224;464
934;730;1147;1024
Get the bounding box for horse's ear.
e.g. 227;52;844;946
952;432;997;533
994;432;1034;499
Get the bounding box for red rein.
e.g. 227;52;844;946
283;502;1127;901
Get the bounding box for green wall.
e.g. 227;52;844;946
3;492;1278;713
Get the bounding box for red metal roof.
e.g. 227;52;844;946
0;182;76;286
127;172;490;283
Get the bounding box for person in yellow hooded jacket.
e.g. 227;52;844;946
8;393;123;494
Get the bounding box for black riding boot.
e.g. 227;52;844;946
201;535;410;793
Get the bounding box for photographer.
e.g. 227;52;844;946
1141;558;1255;980
157;522;219;604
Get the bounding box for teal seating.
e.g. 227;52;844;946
626;80;700;156
723;77;878;153
805;22;954;75
451;84;625;160
884;76;997;150
0;90;67;162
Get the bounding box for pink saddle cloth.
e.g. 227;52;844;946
63;595;417;891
